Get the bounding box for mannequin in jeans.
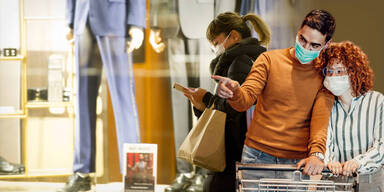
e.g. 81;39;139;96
58;0;146;192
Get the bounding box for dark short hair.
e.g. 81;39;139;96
301;9;336;42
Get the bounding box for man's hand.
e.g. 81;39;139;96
126;26;144;53
327;161;342;175
296;156;324;176
211;75;240;99
184;88;207;111
342;159;359;176
149;29;165;53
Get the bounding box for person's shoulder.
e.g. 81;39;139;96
228;55;253;79
367;90;384;98
256;48;290;64
372;90;384;101
229;54;254;72
264;48;289;55
231;54;254;67
261;48;290;59
364;91;384;106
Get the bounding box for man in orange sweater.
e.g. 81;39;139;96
212;9;335;177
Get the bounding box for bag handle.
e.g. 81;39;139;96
207;82;226;110
208;93;222;109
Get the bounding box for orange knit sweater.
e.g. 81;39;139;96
228;48;334;159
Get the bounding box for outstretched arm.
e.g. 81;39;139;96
211;75;239;99
212;53;269;112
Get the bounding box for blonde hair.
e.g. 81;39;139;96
206;12;271;47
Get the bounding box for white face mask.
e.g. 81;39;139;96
323;75;351;96
212;32;231;56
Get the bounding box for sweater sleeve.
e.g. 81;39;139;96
309;88;335;155
227;53;269;112
324;117;337;164
354;102;384;174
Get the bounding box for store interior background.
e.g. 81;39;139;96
0;0;383;186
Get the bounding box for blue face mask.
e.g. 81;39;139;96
294;37;325;64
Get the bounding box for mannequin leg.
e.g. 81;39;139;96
96;35;140;174
73;25;102;174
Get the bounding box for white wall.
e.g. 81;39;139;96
295;0;384;93
0;0;20;49
0;0;21;164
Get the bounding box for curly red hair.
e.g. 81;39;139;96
313;41;374;97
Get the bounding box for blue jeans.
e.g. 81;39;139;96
240;145;308;191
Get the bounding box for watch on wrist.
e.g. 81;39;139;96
311;152;324;161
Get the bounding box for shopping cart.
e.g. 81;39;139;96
236;163;358;192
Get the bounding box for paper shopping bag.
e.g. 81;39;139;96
177;104;227;172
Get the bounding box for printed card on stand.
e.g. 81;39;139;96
123;143;158;192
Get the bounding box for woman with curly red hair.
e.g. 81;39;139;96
315;41;384;191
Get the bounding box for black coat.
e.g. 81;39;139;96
193;38;266;191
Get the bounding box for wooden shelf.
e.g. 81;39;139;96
26;102;73;108
0;55;25;61
0;172;72;179
0;107;26;118
0;174;27;179
0;113;26;118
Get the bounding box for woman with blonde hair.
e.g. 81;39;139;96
183;11;270;192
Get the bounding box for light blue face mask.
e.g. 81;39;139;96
294;37;325;64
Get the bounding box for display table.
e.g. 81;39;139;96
95;183;169;192
0;181;169;192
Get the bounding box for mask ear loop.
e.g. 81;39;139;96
322;67;328;77
211;31;233;52
223;31;232;44
322;39;331;50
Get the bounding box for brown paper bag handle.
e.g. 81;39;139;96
207;94;219;109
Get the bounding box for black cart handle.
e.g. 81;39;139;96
236;163;358;176
236;163;328;172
